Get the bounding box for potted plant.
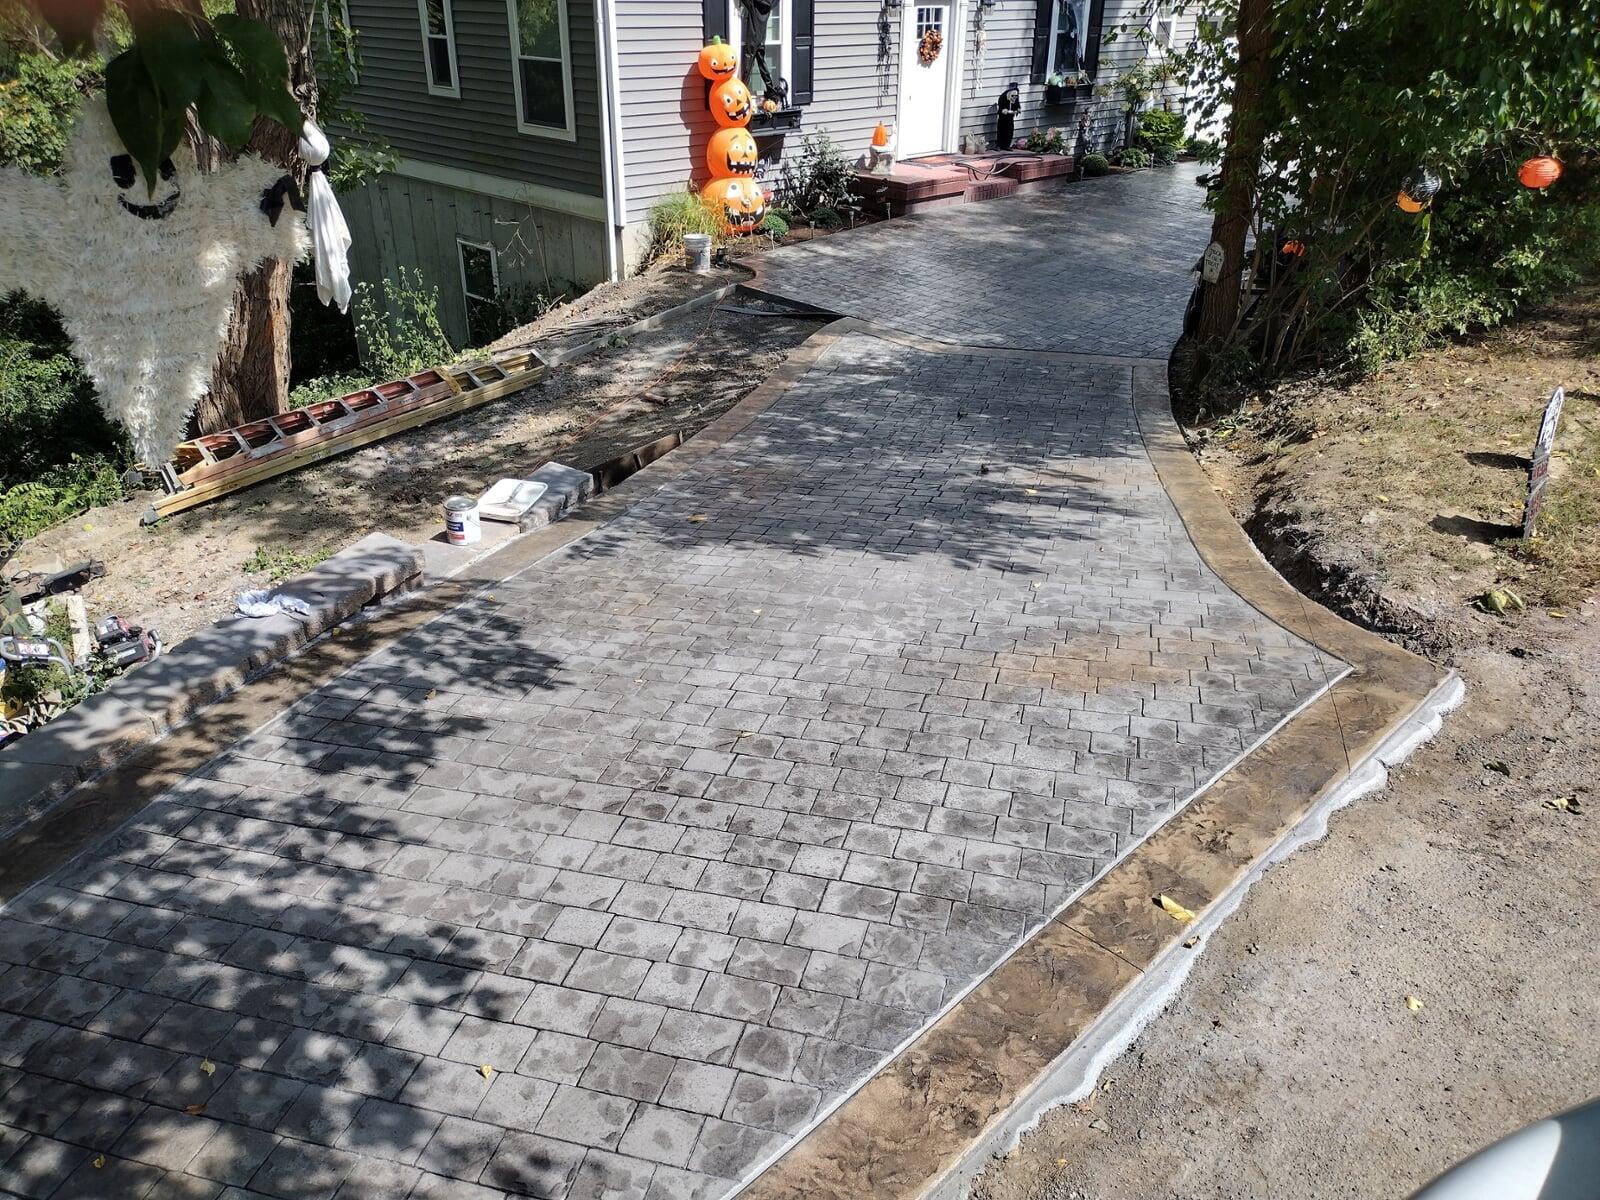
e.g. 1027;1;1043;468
1043;70;1087;104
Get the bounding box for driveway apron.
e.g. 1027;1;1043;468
0;167;1347;1200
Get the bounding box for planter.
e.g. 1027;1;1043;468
750;106;803;134
1043;84;1068;105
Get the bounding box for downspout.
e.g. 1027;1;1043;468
593;0;629;281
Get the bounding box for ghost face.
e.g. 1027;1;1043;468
711;78;754;128
110;153;181;220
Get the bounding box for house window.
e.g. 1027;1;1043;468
1151;7;1176;50
320;0;358;82
507;0;576;139
458;239;499;342
1046;0;1091;78
729;0;792;102
418;0;458;96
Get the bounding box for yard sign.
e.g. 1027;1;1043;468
1522;386;1565;540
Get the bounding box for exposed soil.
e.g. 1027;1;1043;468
974;290;1600;1200
6;263;823;650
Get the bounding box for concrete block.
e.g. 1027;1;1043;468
517;463;597;532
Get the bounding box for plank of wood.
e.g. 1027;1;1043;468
145;363;549;522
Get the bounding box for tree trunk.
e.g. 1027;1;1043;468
1194;0;1273;344
194;0;317;434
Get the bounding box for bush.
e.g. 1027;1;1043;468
1110;146;1152;169
648;189;725;260
465;281;567;346
1025;127;1068;154
758;210;791;239
289;260;360;385
808;206;843;230
1081;153;1110;177
352;267;454;378
0;51;97;175
1137;109;1186;163
0;457;126;541
777;133;858;217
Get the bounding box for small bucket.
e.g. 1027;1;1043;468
684;233;713;274
444;494;480;546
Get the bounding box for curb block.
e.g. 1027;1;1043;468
0;532;423;840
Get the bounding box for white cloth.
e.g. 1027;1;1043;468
236;589;313;619
297;120;353;313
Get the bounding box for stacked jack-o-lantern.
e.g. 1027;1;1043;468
697;37;767;234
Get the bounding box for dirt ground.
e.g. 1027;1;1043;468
7;263;823;648
974;289;1600;1200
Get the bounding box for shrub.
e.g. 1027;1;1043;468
1025;127;1068;154
352;267;454;377
648;189;725;260
808;206;843;230
0;457;126;541
1185;135;1220;161
464;282;567;345
758;210;791;239
1137;109;1186;163
1110;146;1152;169
0;51;97;175
1080;153;1110;177
777;133;858;217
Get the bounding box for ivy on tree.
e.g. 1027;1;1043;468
27;0;304;194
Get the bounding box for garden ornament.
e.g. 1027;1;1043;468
1397;165;1441;213
1518;155;1562;189
297;119;353;312
997;82;1022;150
0;98;309;467
707;127;760;177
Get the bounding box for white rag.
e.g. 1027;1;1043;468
297;120;353;313
237;589;313;619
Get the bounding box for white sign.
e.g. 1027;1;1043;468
1522;386;1565;539
1201;241;1225;284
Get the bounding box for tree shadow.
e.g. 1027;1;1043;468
1464;450;1528;471
1430;513;1520;543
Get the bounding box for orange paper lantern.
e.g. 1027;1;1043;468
707;127;759;177
710;77;754;128
697;37;737;82
1518;155;1563;189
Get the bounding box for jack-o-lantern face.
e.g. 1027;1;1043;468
707;127;759;177
697;38;737;82
701;176;767;232
711;77;754;128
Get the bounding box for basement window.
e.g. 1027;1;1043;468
508;0;576;140
418;0;458;96
458;239;499;342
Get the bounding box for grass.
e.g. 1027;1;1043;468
243;544;333;582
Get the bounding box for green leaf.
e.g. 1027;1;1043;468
103;49;169;196
136;9;206;113
196;60;257;150
213;13;304;135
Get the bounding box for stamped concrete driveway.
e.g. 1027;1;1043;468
0;167;1344;1200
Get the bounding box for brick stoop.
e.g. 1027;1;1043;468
0;533;424;839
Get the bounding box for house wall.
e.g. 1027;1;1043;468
341;172;608;347
956;1;1197;153
613;0;898;267
345;0;606;196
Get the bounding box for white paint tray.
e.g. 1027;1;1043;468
477;478;548;522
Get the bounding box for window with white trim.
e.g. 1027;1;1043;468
507;0;575;139
418;0;458;96
458;239;499;342
320;0;358;82
729;0;792;101
1046;0;1091;79
1151;6;1176;51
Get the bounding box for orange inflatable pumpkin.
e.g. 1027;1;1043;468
707;127;759;177
1396;190;1427;214
701;176;766;232
711;77;754;128
1518;155;1563;189
697;37;737;82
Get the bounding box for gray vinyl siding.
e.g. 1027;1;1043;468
345;0;604;196
957;1;1196;152
614;0;897;226
342;174;607;346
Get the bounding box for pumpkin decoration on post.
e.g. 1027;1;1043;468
696;40;764;236
1396;166;1441;214
1518;155;1563;189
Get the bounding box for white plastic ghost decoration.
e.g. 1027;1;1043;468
0;98;309;466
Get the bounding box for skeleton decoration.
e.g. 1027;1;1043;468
0;99;309;466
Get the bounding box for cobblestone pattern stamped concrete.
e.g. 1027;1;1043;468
752;165;1211;357
0;329;1344;1200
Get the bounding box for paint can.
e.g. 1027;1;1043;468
443;495;480;545
684;233;713;274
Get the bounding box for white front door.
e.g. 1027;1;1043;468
900;3;952;157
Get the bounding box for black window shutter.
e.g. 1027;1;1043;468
1030;0;1054;83
1084;0;1107;78
790;0;814;105
703;0;728;43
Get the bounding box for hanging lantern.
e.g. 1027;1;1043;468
1518;155;1563;189
697;37;737;82
1396;166;1440;213
706;127;759;177
710;77;754;128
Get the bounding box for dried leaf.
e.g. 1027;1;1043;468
1377;493;1390;503
478;1063;494;1080
183;1103;207;1116
1544;795;1582;814
1156;894;1196;923
1405;994;1424;1012
93;1154;106;1169
1183;934;1200;948
1549;611;1566;619
687;513;708;523
199;1059;216;1076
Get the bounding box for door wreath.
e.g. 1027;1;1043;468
919;28;943;65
